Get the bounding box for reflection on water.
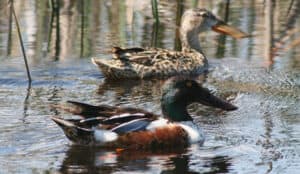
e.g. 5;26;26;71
60;146;187;173
0;0;300;173
60;145;233;174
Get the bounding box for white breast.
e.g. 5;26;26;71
179;121;205;144
94;129;118;143
146;118;169;130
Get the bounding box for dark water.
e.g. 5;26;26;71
0;1;300;173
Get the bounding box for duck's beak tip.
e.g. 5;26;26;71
225;104;238;111
51;116;60;122
51;116;63;126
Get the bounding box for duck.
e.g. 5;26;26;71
51;77;237;149
92;8;248;79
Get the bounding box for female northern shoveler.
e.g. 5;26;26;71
52;77;237;149
92;8;248;79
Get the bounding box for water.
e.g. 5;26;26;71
0;0;300;173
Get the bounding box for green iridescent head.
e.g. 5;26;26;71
161;77;237;121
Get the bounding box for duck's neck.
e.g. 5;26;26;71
161;100;193;122
180;30;203;53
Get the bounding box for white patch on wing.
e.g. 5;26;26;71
179;121;205;144
146;118;169;130
94;129;118;143
109;113;145;119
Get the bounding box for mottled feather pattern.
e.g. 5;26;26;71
92;47;208;79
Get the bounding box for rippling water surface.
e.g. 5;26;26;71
0;1;299;173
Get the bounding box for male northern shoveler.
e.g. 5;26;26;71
92;8;248;79
52;77;237;149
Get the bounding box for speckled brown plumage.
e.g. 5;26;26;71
92;47;207;79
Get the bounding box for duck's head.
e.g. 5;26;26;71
180;8;248;52
161;77;237;122
181;8;248;39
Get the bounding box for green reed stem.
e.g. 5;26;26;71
7;0;13;56
80;0;84;57
151;0;160;24
10;0;32;83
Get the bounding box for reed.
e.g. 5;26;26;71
224;0;230;22
151;0;159;47
151;0;160;24
7;0;13;56
54;0;60;59
174;0;184;51
264;0;274;66
286;0;295;16
80;0;84;57
47;0;55;52
10;0;32;83
151;22;158;47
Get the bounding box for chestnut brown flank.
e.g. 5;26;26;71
108;125;189;150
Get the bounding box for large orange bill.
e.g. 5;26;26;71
212;21;250;39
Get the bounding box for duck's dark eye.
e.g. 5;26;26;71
196;11;209;17
186;81;192;87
